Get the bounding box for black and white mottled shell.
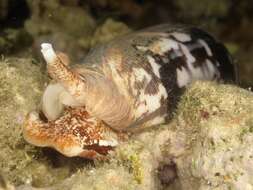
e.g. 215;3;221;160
79;24;236;130
23;24;237;158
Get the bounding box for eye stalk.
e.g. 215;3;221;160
41;43;57;64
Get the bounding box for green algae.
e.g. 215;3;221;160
116;141;145;184
128;153;143;184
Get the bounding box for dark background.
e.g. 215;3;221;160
0;0;252;87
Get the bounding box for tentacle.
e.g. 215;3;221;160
41;43;87;104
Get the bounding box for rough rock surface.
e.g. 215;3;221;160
24;0;132;63
0;58;73;187
172;82;253;190
0;57;253;190
25;0;97;61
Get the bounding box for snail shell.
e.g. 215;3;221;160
23;24;236;158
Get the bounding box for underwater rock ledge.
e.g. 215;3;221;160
0;57;253;190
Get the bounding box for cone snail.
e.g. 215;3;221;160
23;24;237;159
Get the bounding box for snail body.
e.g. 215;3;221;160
23;24;236;158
